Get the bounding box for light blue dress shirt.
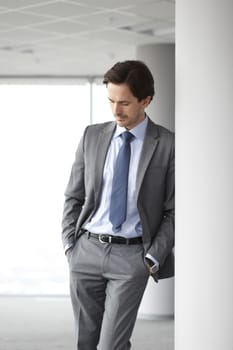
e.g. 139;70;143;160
85;116;148;238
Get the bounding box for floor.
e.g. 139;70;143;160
0;296;174;350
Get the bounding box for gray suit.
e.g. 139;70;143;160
62;117;174;349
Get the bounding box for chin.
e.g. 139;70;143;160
116;120;127;127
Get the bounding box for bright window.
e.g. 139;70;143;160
0;81;111;295
92;81;113;124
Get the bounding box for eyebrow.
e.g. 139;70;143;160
108;97;129;103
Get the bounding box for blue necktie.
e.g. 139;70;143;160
109;131;134;232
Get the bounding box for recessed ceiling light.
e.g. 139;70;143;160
1;46;14;51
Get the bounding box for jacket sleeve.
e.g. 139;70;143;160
148;134;175;268
61;130;86;250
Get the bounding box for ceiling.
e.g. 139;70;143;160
0;0;175;77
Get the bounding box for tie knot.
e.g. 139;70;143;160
121;131;134;143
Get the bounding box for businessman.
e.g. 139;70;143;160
62;60;174;350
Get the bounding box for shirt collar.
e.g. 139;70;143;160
113;115;148;141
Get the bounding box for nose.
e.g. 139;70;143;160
112;103;122;116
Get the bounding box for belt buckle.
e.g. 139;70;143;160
99;234;112;244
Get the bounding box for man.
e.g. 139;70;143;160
62;60;174;350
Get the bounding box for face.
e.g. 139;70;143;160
107;83;151;130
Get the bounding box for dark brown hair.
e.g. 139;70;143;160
103;60;155;102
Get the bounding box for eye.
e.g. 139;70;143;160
121;102;129;106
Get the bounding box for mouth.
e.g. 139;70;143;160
115;115;127;122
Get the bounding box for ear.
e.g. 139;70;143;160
141;96;152;108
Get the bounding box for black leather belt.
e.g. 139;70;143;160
86;231;142;245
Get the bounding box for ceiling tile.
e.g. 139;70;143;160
71;0;161;9
0;28;60;45
24;1;101;18
0;6;8;12
82;28;158;46
0;11;54;26
73;10;147;28
40;35;108;49
130;1;175;20
0;0;52;9
32;20;87;35
0;23;13;31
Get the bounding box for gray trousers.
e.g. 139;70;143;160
68;233;149;350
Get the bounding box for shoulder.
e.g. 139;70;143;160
157;125;174;140
86;121;115;132
81;121;116;152
147;118;174;141
84;121;115;137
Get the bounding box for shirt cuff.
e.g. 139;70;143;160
145;253;159;266
64;243;74;254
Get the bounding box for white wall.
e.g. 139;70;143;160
176;0;233;348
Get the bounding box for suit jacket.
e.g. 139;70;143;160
62;117;175;280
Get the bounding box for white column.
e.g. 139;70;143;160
137;44;175;318
176;1;233;349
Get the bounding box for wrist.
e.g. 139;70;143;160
145;257;159;274
64;243;74;255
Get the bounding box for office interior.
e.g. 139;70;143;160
1;1;233;349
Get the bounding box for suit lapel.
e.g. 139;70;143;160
135;119;160;200
94;122;116;206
